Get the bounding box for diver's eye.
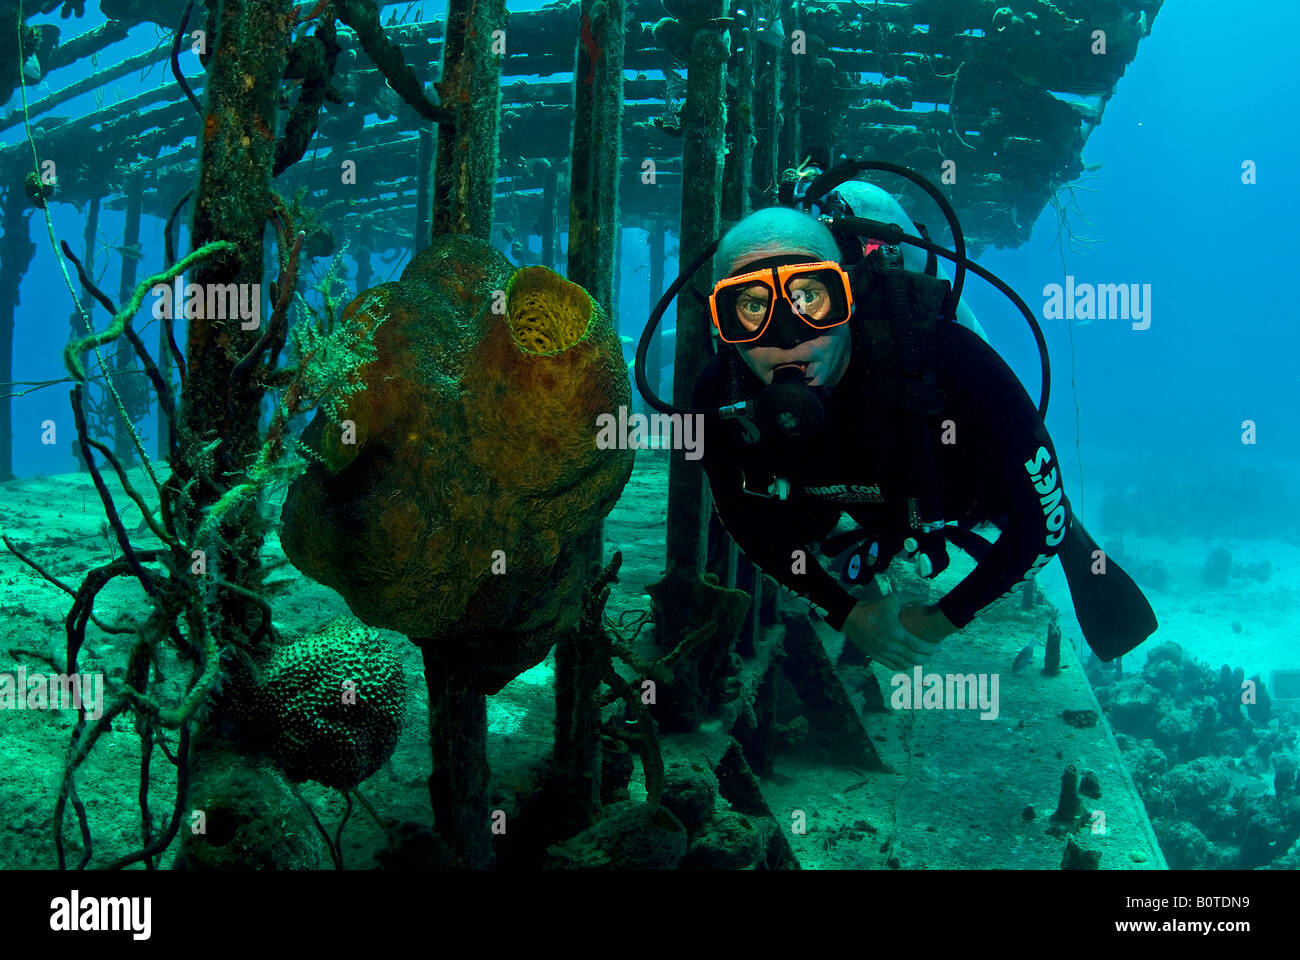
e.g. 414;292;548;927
734;288;771;329
789;281;828;317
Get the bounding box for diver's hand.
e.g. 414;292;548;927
898;602;957;643
841;595;941;670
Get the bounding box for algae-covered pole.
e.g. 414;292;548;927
0;168;36;482
611;225;624;335
644;217;664;415
540;160;558;269
778;0;801;172
415;125;432;254
158;189;189;458
664;4;729;575
751;10;781;203
722;6;755;222
431;0;505;240
176;0;296;870
181;0;291;574
174;4;295;869
566;0;625;316
114;171;143;466
647;1;744;733
422;0;505;865
558;0;626;830
713;7;754;605
428;677;492;869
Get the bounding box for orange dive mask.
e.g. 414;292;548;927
709;257;854;346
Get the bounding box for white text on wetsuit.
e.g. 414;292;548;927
1023;446;1067;547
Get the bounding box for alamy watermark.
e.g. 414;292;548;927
890;666;1000;720
50;890;150;940
152;279;262;330
595;406;704;460
1042;276;1151;330
0;667;105;721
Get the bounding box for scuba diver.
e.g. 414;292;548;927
635;158;1157;671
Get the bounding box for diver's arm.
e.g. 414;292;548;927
930;324;1070;628
707;473;859;629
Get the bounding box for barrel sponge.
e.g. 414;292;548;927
247;617;406;791
280;234;634;694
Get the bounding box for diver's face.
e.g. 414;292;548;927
737;323;852;388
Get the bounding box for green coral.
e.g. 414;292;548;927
233;617;406;790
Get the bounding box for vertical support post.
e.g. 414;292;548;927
645;218;665;415
432;0;505;241
115;171;143;466
541;161;558;269
559;0;626;827
751;11;782;202
778;0;802;173
0;172;35;482
722;6;755;223
664;3;730;579
552;603;604;832
415;125;433;252
611;225;624;336
427;669;493;868
567;0;625;318
177;0;296;869
712;9;755;607
645;2;741;735
157;189;180;467
184;0;293;544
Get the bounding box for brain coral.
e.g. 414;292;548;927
236;617;406;791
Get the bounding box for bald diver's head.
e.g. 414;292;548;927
714;207;853;389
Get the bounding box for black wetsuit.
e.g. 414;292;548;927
693;322;1071;632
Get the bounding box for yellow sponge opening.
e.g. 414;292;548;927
505;267;593;355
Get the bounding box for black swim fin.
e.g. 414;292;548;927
1057;518;1158;661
